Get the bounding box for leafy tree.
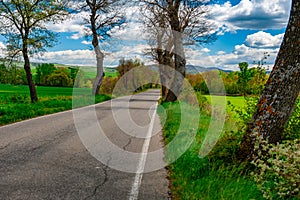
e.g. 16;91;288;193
47;68;72;87
248;68;267;95
237;62;252;97
0;0;68;102
35;63;56;85
116;58;142;90
238;0;300;160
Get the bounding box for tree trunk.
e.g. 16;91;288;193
164;2;186;102
90;7;104;95
23;47;38;103
159;51;173;101
238;0;300;160
157;37;173;101
165;32;186;102
92;45;104;95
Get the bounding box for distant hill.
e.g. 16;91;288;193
186;65;232;74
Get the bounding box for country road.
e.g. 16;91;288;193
0;90;170;200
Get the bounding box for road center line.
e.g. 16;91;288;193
128;102;158;200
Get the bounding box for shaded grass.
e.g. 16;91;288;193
159;102;263;200
0;84;111;126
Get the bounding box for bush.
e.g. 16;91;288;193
208;97;258;163
284;99;300;140
251;137;300;200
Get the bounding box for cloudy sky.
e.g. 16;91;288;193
0;0;292;70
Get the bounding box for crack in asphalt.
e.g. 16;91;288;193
123;137;133;150
0;135;31;153
0;143;10;151
83;154;112;200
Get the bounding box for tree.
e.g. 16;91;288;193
0;0;68;102
116;58;141;90
47;67;72;87
142;2;174;100
35;63;56;85
76;0;125;95
142;0;215;102
237;62;252;97
238;0;300;160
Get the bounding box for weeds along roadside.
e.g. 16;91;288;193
159;93;263;200
160;94;300;200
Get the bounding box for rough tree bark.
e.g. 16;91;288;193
238;0;300;160
23;41;38;103
164;1;186;102
156;29;174;100
88;2;104;95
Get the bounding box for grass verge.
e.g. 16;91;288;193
159;100;263;200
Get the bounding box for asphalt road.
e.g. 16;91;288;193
0;90;170;200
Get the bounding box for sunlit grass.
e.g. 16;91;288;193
204;95;245;107
0;84;111;126
159;100;263;200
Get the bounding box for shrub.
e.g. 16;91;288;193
100;77;118;94
251;136;300;200
284;99;300;140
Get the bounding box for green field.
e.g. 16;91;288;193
204;95;245;107
0;84;74;97
0;84;111;126
31;66;119;79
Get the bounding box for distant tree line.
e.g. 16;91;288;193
187;62;268;96
0;62;86;88
0;63;27;85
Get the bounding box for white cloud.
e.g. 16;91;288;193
31;43;149;67
245;31;284;48
211;0;291;33
81;41;92;45
209;44;279;70
46;12;90;40
201;48;211;53
32;50;96;66
217;51;226;55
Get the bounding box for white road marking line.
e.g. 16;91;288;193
128;102;158;200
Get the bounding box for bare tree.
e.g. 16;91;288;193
238;0;300;160
0;0;68;102
77;0;125;95
142;2;174;100
142;0;215;102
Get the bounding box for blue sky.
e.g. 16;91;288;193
0;0;292;70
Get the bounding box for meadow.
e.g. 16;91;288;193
0;84;111;126
31;66;119;80
204;95;245;107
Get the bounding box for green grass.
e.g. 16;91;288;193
0;84;111;126
159;101;263;200
31;66;119;79
204;95;245;107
